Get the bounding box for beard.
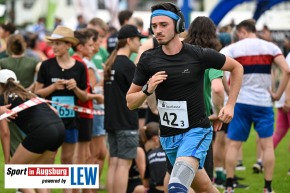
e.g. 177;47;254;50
155;33;176;46
157;39;170;45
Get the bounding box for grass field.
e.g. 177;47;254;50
1;123;289;193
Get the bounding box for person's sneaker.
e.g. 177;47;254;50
288;168;290;175
224;187;234;193
236;161;246;171
214;177;225;189
233;180;249;189
234;175;245;181
252;162;263;173
263;188;275;193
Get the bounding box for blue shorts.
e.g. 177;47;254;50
228;103;274;141
64;128;78;143
92;115;106;137
160;127;213;169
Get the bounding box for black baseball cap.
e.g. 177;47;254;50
118;24;147;39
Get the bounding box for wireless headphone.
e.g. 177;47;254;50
149;2;185;34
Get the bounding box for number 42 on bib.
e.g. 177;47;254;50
157;99;189;129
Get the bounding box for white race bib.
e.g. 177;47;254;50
157;99;189;129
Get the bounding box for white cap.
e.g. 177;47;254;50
0;69;19;83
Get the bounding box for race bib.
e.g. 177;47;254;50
157;99;189;129
52;96;75;118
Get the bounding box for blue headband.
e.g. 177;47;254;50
151;9;179;21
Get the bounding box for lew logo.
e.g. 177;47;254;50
71;167;98;186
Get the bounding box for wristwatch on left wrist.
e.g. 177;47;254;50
142;84;152;96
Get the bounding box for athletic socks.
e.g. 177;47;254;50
264;179;272;192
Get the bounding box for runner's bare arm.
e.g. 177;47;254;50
219;56;243;123
127;71;167;110
126;84;147;110
0;119;10;164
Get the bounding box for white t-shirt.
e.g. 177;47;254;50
220;38;282;107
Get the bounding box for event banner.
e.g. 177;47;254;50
5;164;99;189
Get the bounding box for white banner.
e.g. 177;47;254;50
5;164;99;189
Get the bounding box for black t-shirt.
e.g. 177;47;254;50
0;96;62;134
133;43;226;136
107;32;118;54
145;147;167;187
37;57;87;129
104;55;138;130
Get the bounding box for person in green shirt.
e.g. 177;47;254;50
87;17;110;71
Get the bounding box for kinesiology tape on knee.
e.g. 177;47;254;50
168;160;196;193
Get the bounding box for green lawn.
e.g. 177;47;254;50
1;126;290;193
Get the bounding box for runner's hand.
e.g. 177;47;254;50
218;104;234;123
54;79;66;90
147;71;167;93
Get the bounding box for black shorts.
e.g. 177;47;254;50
22;121;65;154
138;108;147;118
78;118;93;142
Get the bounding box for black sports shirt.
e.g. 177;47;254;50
133;43;226;136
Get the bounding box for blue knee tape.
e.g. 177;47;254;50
168;182;188;193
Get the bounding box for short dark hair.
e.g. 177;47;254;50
236;19;256;33
151;2;179;15
118;10;133;26
0;22;16;34
86;28;99;42
72;28;94;51
150;2;180;32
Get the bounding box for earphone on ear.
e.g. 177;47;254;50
149;3;185;34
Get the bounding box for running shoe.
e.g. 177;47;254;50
236;163;246;171
233;180;249;189
234;175;245;181
288;168;290;175
252;161;263;173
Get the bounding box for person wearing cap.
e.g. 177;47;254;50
0;69;65;166
103;24;146;193
126;2;243;193
34;26;88;173
107;10;133;54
